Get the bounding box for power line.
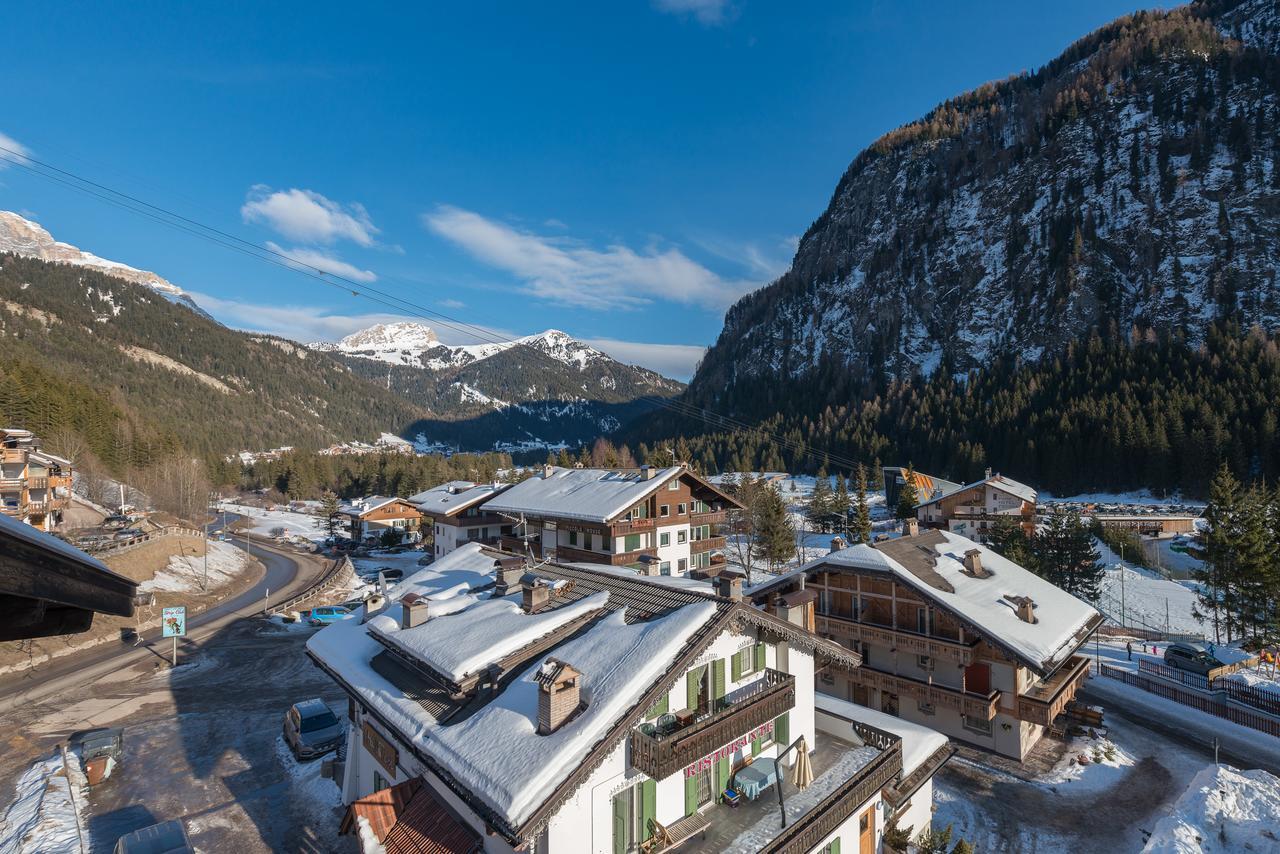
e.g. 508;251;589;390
0;144;871;473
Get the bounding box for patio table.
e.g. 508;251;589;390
735;758;778;800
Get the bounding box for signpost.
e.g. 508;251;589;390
162;606;186;666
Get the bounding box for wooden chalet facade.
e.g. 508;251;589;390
0;429;73;532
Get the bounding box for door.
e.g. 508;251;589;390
880;692;898;716
850;684;868;706
964;662;991;695
858;806;875;854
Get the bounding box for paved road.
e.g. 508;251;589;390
0;529;329;714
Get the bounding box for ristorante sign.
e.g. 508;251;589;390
683;721;774;778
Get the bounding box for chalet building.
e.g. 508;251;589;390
0;428;73;532
881;467;960;511
339;496;424;544
914;471;1037;543
307;544;953;854
482;465;741;577
751;527;1101;762
408;480;513;558
1086;514;1197;537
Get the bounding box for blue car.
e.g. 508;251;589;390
306;605;352;626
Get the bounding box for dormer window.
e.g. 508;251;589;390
668;479;679;490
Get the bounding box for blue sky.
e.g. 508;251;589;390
0;0;1141;380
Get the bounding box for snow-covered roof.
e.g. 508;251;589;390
818;531;1100;672
340;495;416;517
367;590;610;683
27;450;72;467
482;466;685;523
814;694;948;777
407;480;506;517
916;473;1037;508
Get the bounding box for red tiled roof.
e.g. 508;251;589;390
342;778;481;854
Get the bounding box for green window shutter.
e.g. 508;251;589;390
715;756;730;798
684;774;698;816
754;642;766;672
731;650;743;682
645;693;668;720
641;779;656;841
686;668;699;711
775;712;790;747
625;534;641;552
712;658;726;703
828;838;841;854
613;792;627;854
751;736;761;757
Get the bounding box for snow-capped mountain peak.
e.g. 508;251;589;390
310;322;610;372
315;321;441;360
0;210;208;317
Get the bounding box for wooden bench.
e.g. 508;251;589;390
642;813;711;853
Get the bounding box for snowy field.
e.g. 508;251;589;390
0;750;86;854
1039;489;1206;508
138;539;252;594
1094;541;1206;636
1143;763;1280;853
219;501;327;542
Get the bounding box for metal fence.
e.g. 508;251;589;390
1099;663;1280;738
1137;658;1212;691
1134;659;1280;716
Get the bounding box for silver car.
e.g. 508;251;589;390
283;699;343;760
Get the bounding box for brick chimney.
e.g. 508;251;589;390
1004;595;1038;624
715;569;744;601
962;549;990;578
400;592;430;629
830;536;846;553
522;577;550;613
536;658;582;734
494;557;526;596
902;518;919;537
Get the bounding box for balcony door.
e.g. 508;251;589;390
685;659;725;717
964;662;991;695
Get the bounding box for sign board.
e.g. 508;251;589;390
363;721;399;777
684;721;774;778
161;606;187;638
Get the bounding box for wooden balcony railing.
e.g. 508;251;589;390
690;509;728;525
761;741;904;854
1;449;26;464
1017;655;1091;726
815;614;978;666
629;669;795;780
27;476;49;490
844;665;999;719
611;517;657;534
689;535;726;555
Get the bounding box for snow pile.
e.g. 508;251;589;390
1143;763;1280;853
139;539;250;593
1039;733;1136;791
721;746;881;853
367;591;610;681
219;502;326;541
0;750;87;854
355;816;386;854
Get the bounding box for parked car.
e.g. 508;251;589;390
114;820;192;854
103;515;131;530
1164;642;1224;675
114;528;145;540
283;699;343;760
306;605;352;626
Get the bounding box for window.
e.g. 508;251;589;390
962;714;993;736
659;505;670;517
668;479;679;490
677;558;687;573
660;561;671;575
820;839;842;854
624;534;642;552
677;529;687;544
917;699;936;715
659;532;670;547
677;503;686;515
568;531;578;546
731;643;766;680
917;654;932;670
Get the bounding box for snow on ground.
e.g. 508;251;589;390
271;736;344;838
351;549;430;578
1039;732;1136;791
0;750;87;854
1143;763;1280;853
138;539;251;594
1040;489;1205;507
219;501;326;541
1226;666;1280;693
721;746;881;854
1094;541;1206;636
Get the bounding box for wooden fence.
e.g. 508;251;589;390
1099;663;1280;738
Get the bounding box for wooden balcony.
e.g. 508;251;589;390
844;665;1000;720
629;669;795;780
611;516;657;535
815;614;978;666
761;741;903;854
1;449;25;464
1017;655;1091;726
690;535;726;554
690;509;728;525
27;476;48;490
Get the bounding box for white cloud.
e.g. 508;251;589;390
265;241;377;282
0;131;31;168
586;338;706;381
439;298;466;310
652;0;732;26
241;186;378;246
422;205;756;311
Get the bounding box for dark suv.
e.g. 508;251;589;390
283;699;343;760
1164;642;1224;676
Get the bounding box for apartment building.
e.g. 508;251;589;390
0;428;73;532
409;480;513;558
481;465;741;577
307;544;953;854
752;526;1101;761
914;471;1037;543
339;496;424;544
881;467;960;510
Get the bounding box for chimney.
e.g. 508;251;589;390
640;464;655;480
1004;595;1038;624
984;467;993;480
830;536;846;553
543;463;555;479
536;658;582;734
400;593;430;629
902;518;919;537
360;594;386;623
494;557;526;596
962;549;989;578
522;577;550;613
715;570;744;601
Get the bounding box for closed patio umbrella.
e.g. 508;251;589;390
790;736;814;790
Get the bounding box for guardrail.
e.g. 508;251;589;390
1099;663;1280;737
265;555;354;616
85;526;204;555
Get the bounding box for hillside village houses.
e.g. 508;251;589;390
751;524;1101;761
912;470;1038;544
339;496;424;545
408;480;513;558
481;465;742;577
0;428;73;532
307;544;952;854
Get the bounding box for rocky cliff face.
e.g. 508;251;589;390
686;0;1280;416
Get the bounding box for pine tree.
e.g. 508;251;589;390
896;463;920;520
990;515;1034;569
1192;463;1241;643
835;474;852;532
853;464;873;544
808;475;835;533
753;485;796;572
1234;484;1272;641
320;490;341;537
1032;512;1102;600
